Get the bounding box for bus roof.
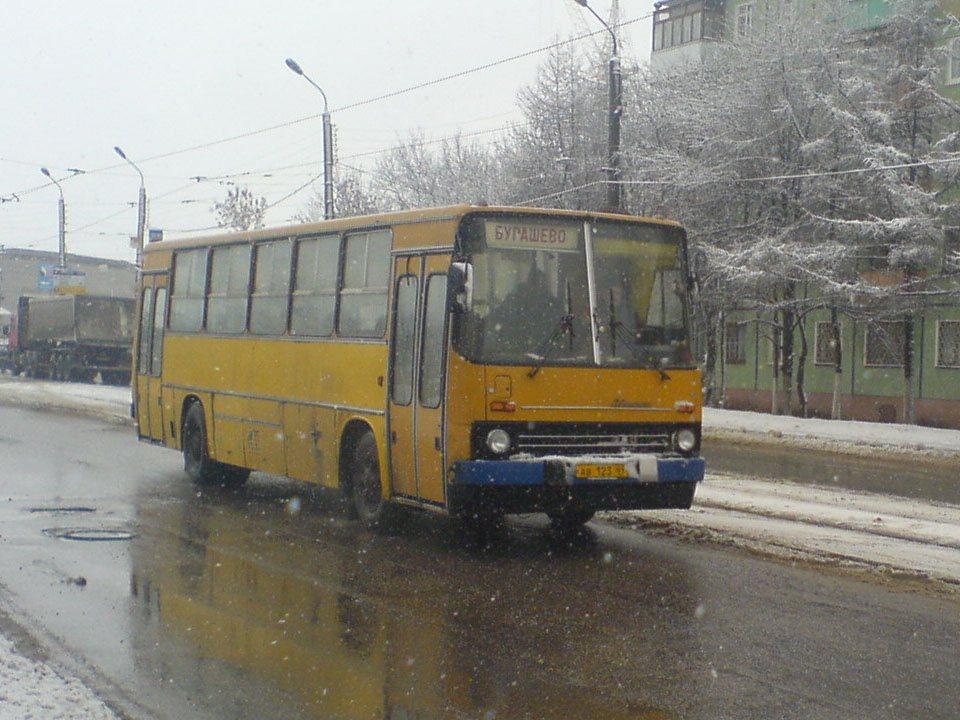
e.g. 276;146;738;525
143;204;684;255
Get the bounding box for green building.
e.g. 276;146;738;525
650;0;960;427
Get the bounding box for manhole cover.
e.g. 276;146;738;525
43;527;138;542
30;507;96;514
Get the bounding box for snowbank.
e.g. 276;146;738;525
0;635;119;719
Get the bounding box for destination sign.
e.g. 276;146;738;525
485;221;579;252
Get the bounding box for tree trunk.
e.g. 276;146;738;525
770;319;781;416
903;313;916;425
796;317;809;418
830;307;843;420
780;309;795;416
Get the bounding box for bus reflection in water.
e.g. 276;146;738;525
133;205;704;530
129;487;695;719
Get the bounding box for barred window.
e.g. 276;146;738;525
936;320;960;368
864;321;905;367
725;322;746;364
814;321;842;366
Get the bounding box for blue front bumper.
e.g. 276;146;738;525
450;455;705;487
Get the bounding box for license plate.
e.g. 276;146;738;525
575;463;628;479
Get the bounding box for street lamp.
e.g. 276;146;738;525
285;57;335;219
114;146;147;267
40;167;67;269
574;0;622;211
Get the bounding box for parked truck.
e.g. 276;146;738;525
0;295;135;385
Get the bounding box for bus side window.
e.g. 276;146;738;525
169;248;208;332
338;230;391;338
207;244;251;334
250;240;293;335
291;235;338;336
137;287;154;375
419;274;448;409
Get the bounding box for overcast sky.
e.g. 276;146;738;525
1;1;652;264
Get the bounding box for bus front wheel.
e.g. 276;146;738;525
182;403;250;488
349;431;394;529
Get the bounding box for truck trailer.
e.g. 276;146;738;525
0;295;134;385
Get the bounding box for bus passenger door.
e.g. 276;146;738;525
388;257;421;499
414;256;449;505
134;275;168;442
387;254;449;507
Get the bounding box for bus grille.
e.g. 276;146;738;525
515;429;672;456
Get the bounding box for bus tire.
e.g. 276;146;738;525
349;431;394;529
182;403;250;488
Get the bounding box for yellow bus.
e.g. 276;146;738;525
133;205;704;530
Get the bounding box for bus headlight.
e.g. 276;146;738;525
673;429;697;453
486;429;512;455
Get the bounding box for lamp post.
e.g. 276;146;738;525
285;57;335;219
40;167;67;270
114;146;147;267
574;0;622;211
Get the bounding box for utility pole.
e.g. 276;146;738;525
114;146;147;267
40;167;67;270
286;58;335;219
574;0;622;211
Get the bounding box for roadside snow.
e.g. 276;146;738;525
704;407;960;459
0;635;119;720
611;474;960;587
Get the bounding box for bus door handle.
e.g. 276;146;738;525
434;437;441;451
391;430;397;444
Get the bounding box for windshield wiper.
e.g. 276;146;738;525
528;282;575;378
605;288;670;381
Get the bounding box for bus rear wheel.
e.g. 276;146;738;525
349;431;394;529
182;403;250;488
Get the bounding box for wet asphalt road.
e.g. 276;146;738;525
1;405;959;720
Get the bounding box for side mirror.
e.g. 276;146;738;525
448;261;474;313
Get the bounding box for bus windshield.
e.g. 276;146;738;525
453;214;694;370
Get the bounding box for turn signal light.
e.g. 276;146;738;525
489;400;517;412
674;401;696;413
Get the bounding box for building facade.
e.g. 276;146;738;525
0;248;136;311
650;0;960;426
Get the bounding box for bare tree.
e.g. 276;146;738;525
213;185;267;231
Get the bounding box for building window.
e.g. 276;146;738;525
652;1;708;52
725;322;747;364
948;37;960;85
936;320;960;368
776;0;797;24
736;3;754;40
864;321;905;367
815;321;842;366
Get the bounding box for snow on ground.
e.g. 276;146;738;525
704;407;960;459
0;634;119;720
